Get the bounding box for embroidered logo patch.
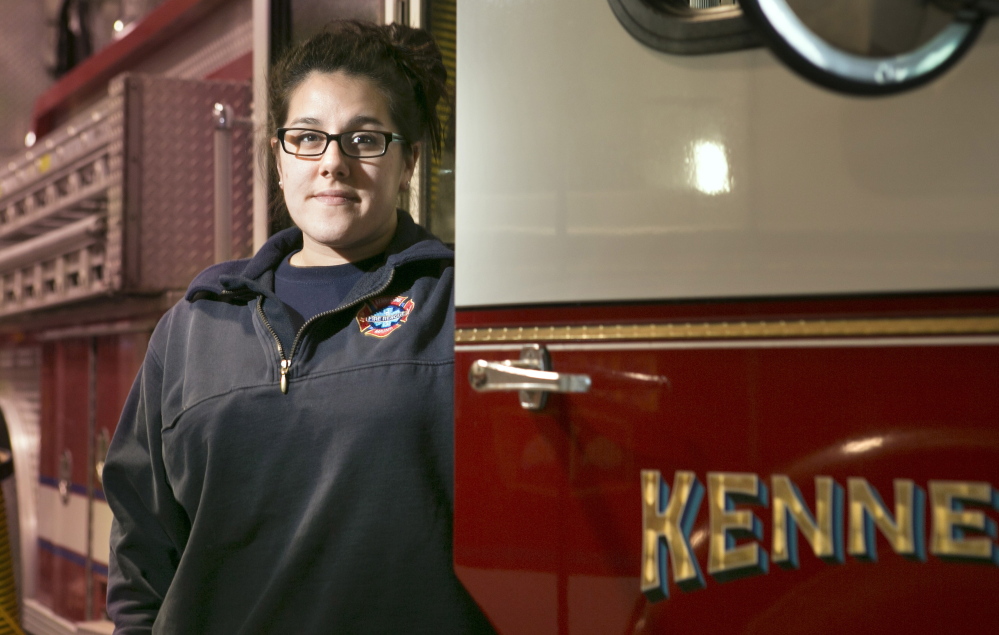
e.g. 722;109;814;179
355;295;415;338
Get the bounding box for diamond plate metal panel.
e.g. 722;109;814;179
229;109;255;261
0;74;251;317
120;75;253;292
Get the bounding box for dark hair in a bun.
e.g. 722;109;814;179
268;20;448;157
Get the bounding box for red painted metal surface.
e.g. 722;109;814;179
40;340;90;488
95;332;149;474
454;297;999;634
38;332;149;621
36;544;87;622
93;575;109;621
39;339;92;622
206;51;254;81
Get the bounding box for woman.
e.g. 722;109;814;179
103;21;492;634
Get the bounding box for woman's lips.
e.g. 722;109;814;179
311;190;359;205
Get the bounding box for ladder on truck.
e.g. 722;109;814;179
0;74;254;320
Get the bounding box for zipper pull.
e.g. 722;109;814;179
279;358;291;394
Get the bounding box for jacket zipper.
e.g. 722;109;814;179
255;268;396;394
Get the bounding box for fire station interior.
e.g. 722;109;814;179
0;0;996;633
0;1;455;631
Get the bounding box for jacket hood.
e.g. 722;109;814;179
185;210;452;301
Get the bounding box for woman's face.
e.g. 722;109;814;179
274;71;418;265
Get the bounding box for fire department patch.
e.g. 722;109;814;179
355;295;416;338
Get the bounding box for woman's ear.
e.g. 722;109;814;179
271;137;284;187
400;142;421;192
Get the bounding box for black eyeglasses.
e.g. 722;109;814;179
276;128;407;158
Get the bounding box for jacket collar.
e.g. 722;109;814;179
185;210;452;302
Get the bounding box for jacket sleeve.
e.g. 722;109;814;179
103;335;190;634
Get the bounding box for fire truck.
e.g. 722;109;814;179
0;0;995;634
0;1;456;632
453;1;999;633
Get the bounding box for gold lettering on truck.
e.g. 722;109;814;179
771;475;844;567
641;471;998;602
640;470;706;600
707;473;768;581
930;480;999;563
847;478;924;561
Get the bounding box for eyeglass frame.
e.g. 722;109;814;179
275;128;408;158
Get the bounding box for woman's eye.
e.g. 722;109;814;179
350;133;378;146
285;131;325;151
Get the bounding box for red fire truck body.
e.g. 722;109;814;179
453;1;999;633
0;0;996;633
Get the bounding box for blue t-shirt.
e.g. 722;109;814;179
273;251;381;331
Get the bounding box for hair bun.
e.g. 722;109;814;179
384;24;449;154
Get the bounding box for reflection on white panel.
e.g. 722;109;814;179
689;140;731;195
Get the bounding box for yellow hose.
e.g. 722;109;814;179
0;486;23;635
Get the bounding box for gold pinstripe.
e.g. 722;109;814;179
455;316;999;343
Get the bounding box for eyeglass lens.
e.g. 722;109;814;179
282;129;388;157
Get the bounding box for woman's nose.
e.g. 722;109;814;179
319;139;350;177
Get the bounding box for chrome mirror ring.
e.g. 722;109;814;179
740;0;988;95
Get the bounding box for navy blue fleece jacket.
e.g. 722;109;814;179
103;211;491;634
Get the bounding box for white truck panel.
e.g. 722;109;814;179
456;1;999;307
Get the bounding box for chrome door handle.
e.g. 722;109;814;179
468;344;591;410
469;360;592;393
